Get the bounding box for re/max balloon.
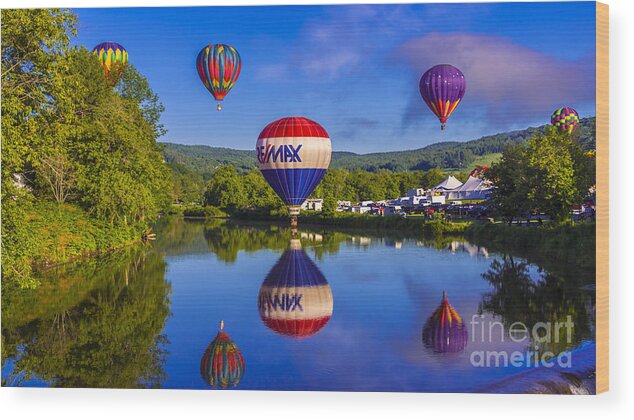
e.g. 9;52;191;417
196;44;241;111
258;239;333;338
419;64;466;130
92;42;128;86
256;117;332;218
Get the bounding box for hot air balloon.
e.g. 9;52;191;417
422;292;468;353
469;166;490;179
419;64;466;130
256;117;332;228
551;107;580;134
92;42;128;86
258;239;333;338
200;320;245;388
196;44;241;111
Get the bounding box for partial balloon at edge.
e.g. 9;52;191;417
257;239;333;338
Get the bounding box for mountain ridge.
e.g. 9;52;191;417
161;117;595;178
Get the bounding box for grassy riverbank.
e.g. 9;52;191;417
227;208;471;235
464;221;596;275
4;201;145;288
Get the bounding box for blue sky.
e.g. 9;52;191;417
72;2;596;153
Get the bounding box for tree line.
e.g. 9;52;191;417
487;127;595;223
162;116;595;175
201;166;465;215
2;9;171;287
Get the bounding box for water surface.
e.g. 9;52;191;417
1;218;596;392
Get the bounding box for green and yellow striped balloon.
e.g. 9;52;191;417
92;42;128;86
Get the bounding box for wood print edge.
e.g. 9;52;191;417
595;0;609;395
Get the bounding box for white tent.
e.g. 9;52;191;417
433;176;463;191
446;176;493;200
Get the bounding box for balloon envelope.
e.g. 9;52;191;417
551;107;580;134
256;117;331;213
196;44;241;105
258;239;333;338
92;42;128;86
419;64;466;129
422;292;468;353
200;326;245;388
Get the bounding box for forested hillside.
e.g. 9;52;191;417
161;117;595;176
2;9;171;288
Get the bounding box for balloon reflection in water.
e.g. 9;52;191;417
422;292;468;353
258;239;333;338
200;320;245;388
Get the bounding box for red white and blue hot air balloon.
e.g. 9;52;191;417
419;64;466;130
200;320;245;388
196;44;242;111
257;239;333;338
256;117;332;221
422;292;468;353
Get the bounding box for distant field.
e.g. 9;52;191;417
470;153;502;168
445;153;502;174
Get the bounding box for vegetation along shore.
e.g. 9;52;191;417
2;9;596;290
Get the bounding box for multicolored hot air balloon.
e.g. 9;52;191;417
92;42;128;86
256;117;332;227
200;320;245;388
551;107;580;134
422;292;468;353
258;239;333;338
419;64;466;130
196;44;241;111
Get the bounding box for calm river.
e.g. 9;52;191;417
1;218;596;393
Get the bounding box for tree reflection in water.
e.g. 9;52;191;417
1;248;171;388
202;221;346;263
479;255;595;357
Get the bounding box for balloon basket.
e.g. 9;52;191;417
216;103;222;111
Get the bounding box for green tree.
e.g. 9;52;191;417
1;9;78;287
203;165;247;211
526;129;580;222
2;10;172;287
421;168;445;189
488;128;595;223
487;145;532;223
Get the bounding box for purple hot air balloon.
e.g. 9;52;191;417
422;291;468;353
419;64;466;130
